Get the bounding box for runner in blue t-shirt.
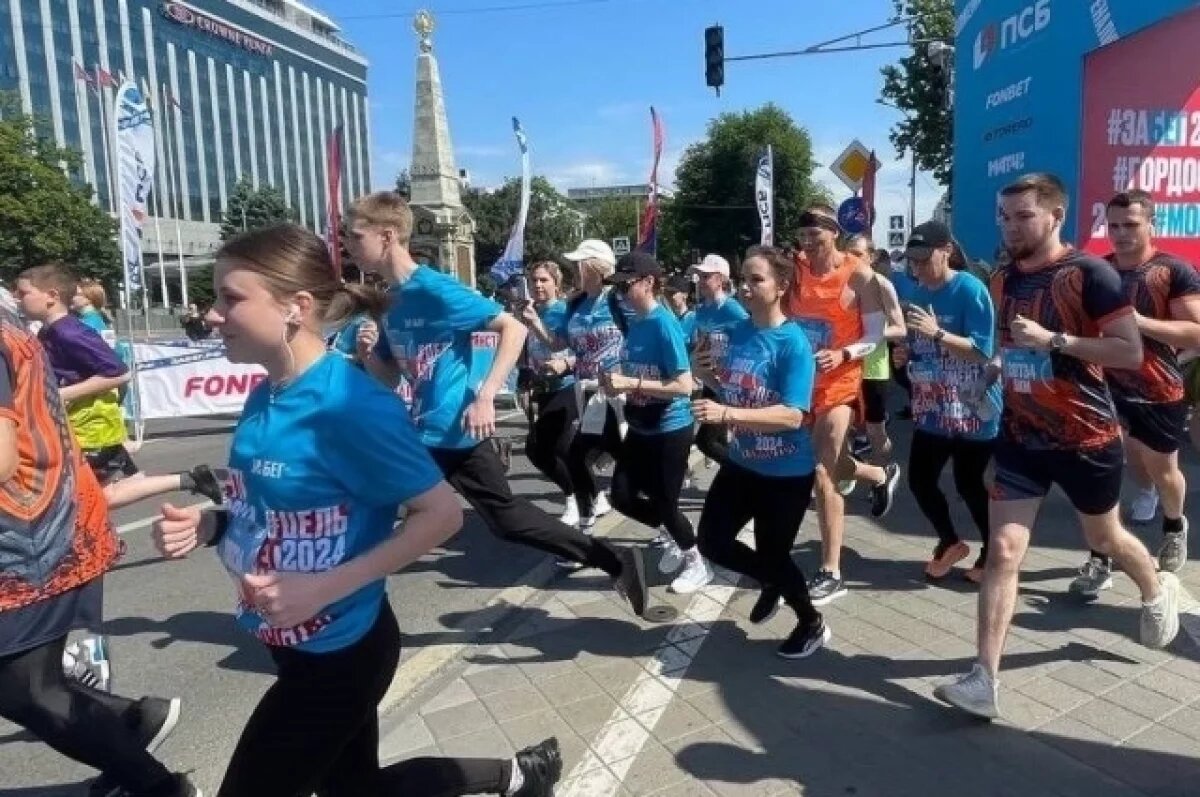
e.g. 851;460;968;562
517;261;582;525
691;246;830;660
689;254;750;466
347;197;648;617
663;275;696;342
900;221;1000;585
152;223;562;796
601;253;712;594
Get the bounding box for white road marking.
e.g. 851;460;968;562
116;501;212;535
559;573;740;796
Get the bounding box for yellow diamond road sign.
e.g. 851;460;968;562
830;139;873;192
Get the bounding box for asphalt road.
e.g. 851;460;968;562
0;410;559;796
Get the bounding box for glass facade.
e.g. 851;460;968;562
0;0;369;231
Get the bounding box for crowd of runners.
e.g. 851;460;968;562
0;170;1193;795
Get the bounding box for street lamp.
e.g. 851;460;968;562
876;99;918;232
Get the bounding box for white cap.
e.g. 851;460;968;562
692;253;730;278
563;239;616;267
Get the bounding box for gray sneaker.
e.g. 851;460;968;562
1140;572;1181;650
934;663;999;720
1068;556;1112;598
1157;518;1189;573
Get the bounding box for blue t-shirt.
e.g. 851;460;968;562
904;271;1001;441
621;304;693;434
327;313;369;360
719;319;816;477
892;270;919;304
374;267;503;450
560;289;630;381
78;308;109;333
526;300;575;392
693;295;750;367
217;354;441;653
677;309;697;343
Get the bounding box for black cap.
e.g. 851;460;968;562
608;251;664;284
904;220;953;258
665;274;692;295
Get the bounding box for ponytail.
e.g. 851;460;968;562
327;282;390;323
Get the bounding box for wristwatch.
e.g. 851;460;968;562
1050;332;1068;352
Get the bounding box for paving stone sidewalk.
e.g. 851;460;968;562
380;449;1200;797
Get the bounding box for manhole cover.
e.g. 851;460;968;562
643;605;678;623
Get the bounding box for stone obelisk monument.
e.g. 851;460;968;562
408;9;476;286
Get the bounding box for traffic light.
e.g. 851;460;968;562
704;25;724;94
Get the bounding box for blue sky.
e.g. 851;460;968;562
330;0;944;241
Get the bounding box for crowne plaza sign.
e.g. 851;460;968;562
161;2;274;57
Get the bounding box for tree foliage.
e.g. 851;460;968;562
0;99;120;285
879;0;954;185
663;104;828;265
219;178;297;241
395;169;411;199
461;176;582;270
581;197;641;248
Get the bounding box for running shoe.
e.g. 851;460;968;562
615;547;649;617
513;737;563;797
934;663;999;720
924;541;970;581
1129;486;1159;524
88;699;183;797
870;463;901;518
649;529;672;549
560;496;580;527
749;587;782;624
808;569;847;607
1141;572;1181;650
836;479;857;497
670;551;713;595
1068;556;1113;598
188;464;224;505
777;618;830;659
63;635;111;692
1158;517;1189;573
657;542;684;575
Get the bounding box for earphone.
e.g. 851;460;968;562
284;304;300;325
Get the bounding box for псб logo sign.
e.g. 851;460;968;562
973;0;1051;69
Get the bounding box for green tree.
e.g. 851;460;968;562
395;169;411;199
219;178;296;240
580;197;641;248
0;98;119;284
462;176;581;272
664;104;828;264
879;0;954;185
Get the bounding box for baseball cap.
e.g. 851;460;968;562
904;220;953;260
563;239;616;267
665;274;692;295
691;253;730;278
608;251;664;284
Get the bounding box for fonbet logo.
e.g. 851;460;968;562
974;0;1051;69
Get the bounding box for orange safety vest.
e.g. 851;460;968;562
783;252;864;414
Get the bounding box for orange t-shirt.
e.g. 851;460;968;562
783;252;864;414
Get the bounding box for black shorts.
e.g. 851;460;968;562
84;444;140;487
991;438;1123;516
1115;398;1187;454
862;379;889;424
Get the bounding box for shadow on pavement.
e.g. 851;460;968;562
101;611;273;675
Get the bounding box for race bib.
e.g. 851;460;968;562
1001;347;1052;395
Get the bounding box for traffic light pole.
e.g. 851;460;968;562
714;18;946;69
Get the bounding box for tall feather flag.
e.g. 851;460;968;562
636;107;664;255
326;125;344;279
755;145;774;246
113;80;156;301
490;117;532;284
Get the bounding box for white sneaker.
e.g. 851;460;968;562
1130;486;1159;524
594;492;613;517
934;663;999;719
560;496;580;527
670;550;713;594
1141;572;1181;650
658;542;684;575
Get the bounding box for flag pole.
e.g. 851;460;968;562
94;67;117;218
162;83;188;309
144;80;169;310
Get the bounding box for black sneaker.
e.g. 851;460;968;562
89;770;198;797
513;737;562;797
777;618;831;659
188;465;224;505
808;569;847;607
870;462;901;518
749;586;782;624
135;697;182;754
615;547;648;617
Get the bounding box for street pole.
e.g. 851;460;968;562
909;153;917;232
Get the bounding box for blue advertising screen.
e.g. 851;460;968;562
952;0;1200;261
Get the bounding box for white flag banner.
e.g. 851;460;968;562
756;145;774;246
489;117;531;286
113;80;156;295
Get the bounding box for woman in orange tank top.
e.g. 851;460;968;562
785;251;865;414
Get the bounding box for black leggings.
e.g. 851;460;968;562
525;386;578;495
566;402;624;517
220;602;516;797
0;633;175;794
906;430;992;562
611;426;696;549
698;462;820;626
694;386;730;465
